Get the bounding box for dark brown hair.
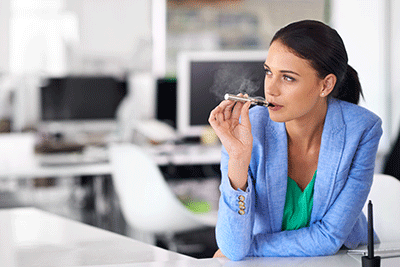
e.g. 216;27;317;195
271;20;363;104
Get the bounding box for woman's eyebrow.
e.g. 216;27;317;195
263;63;301;76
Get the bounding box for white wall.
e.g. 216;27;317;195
330;0;390;154
0;0;10;73
0;0;153;75
66;0;152;74
391;0;400;141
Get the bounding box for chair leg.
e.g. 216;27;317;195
162;233;178;252
125;224;156;245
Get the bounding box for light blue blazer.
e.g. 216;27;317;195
216;98;383;261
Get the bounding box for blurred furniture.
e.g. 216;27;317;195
0;134;113;228
109;142;218;250
0;132;36;177
0;135;220;232
363;173;400;242
0;133;111;178
143;143;221;166
0;133;36;206
0;153;111;178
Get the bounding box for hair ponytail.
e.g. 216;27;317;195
271;20;363;105
330;65;363;105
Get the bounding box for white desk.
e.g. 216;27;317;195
2;207;400;267
0;207;196;267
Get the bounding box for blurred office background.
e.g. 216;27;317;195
0;0;399;259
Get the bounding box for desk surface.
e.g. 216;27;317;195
2;208;400;267
0;143;222;179
0;207;195;267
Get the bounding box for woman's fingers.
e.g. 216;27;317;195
223;100;236;121
209;99;234;124
208;107;219;126
240;101;252;128
231;100;244;122
209;93;251;130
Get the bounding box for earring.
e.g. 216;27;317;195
321;92;325;96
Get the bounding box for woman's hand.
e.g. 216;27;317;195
213;249;226;258
208;94;253;190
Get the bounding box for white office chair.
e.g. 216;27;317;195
0;132;36;207
0;132;36;177
363;173;400;242
108;142;217;249
0;132;36;175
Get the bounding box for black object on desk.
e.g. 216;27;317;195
362;200;381;267
35;141;84;154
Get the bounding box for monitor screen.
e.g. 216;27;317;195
177;50;268;137
40;76;127;133
41;76;127;121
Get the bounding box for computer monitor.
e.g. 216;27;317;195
39;75;127;135
176;50;268;137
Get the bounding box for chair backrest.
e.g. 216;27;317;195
363;173;400;242
0;133;36;173
109;142;208;234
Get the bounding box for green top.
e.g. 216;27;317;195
281;170;317;231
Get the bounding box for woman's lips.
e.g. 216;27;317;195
268;103;282;111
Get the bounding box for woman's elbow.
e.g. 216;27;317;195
316;245;341;257
216;227;252;260
221;248;248;261
217;237;251;261
312;238;343;256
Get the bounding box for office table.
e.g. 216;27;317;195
0;207;196;267
2;207;400;267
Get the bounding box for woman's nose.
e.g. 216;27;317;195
264;77;280;96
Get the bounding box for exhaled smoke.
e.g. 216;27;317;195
209;63;262;101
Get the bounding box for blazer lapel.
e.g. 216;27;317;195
311;99;346;221
265;120;288;232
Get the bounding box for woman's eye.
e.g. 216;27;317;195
283;75;295;82
264;69;272;75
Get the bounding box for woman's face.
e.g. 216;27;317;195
264;40;327;123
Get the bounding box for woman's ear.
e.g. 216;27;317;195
320;74;336;97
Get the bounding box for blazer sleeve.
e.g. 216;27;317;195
215;145;256;261
248;118;383;257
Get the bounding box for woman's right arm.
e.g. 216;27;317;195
208;95;253;190
208;96;256;260
215;146;256;261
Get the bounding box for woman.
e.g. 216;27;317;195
208;20;382;260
